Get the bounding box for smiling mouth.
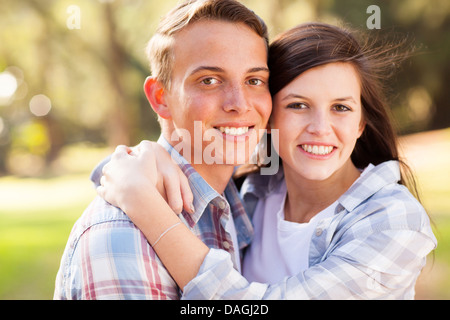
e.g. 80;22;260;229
216;126;252;136
301;144;334;156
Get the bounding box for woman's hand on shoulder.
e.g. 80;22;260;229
97;140;194;215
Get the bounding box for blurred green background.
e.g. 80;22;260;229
0;0;449;299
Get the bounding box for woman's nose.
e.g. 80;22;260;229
306;109;332;136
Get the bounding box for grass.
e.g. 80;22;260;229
415;213;450;299
0;130;449;300
0;143;109;300
0;175;97;299
0;207;84;299
399;128;450;299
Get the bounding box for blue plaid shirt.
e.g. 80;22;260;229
54;136;253;299
182;161;437;299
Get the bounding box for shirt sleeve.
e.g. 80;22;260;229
182;227;436;300
62;219;179;300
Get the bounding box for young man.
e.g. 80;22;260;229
54;0;272;299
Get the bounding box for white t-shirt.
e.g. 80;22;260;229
242;179;336;284
242;165;375;284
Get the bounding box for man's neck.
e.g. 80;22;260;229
161;131;235;194
192;163;235;195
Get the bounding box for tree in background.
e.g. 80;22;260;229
0;0;449;176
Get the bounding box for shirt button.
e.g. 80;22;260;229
222;241;231;249
218;200;227;210
315;228;323;237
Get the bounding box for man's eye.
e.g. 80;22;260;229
247;79;264;86
201;78;219;85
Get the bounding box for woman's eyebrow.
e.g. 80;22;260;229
334;96;357;104
281;94;357;104
281;94;309;101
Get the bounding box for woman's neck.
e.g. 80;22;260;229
282;162;361;224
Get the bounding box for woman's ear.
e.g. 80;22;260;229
143;77;171;119
357;118;366;139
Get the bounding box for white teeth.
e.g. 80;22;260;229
218;126;249;136
301;144;334;155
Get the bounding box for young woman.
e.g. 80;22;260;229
98;22;436;299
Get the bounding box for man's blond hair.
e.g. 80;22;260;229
146;0;268;90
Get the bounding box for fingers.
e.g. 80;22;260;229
96;174;109;204
112;145;132;160
179;172;195;214
115;144;131;154
137;140;190;214
104;140;195;215
96;185;107;203
161;166;195;215
138;140;153;149
100;174;106;187
134;140;153;155
163;174;184;215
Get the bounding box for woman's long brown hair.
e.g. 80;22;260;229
241;22;421;200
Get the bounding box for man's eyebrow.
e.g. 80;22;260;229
189;66;225;76
248;67;270;74
189;66;269;77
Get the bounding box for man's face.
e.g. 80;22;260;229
163;20;272;165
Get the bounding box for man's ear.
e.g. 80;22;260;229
143;76;171;119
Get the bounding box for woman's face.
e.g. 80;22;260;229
271;62;366;182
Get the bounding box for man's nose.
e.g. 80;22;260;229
222;84;250;113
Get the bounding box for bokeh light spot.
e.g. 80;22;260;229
29;94;52;117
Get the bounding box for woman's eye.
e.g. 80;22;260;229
287;102;308;109
334;104;351;112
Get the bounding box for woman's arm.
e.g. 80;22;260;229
183;229;435;300
98;140;208;289
124;183;209;290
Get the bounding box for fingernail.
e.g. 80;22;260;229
189;203;195;214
